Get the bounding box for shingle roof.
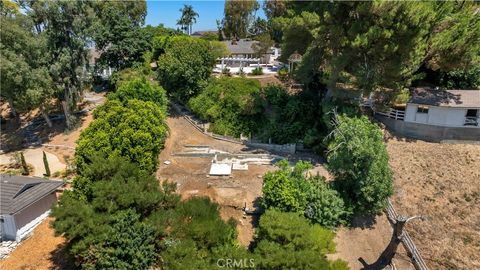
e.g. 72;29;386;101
0;175;63;215
223;39;259;55
409;88;480;108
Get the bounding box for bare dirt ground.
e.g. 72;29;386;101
387;137;480;270
157;111;277;246
0;218;74;270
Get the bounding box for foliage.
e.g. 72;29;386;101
0;13;53;117
209;40;230;59
42;151;51;177
23;0;94;128
304;177;351;228
156;37;215;102
439;67;480;89
52;155;179;269
277;67;288;81
252;33;274;58
200;31;220;41
75;99;168;174
221;0;260;39
188;77;263;137
109;77;168;110
328;115;393;213
250;67;263;76
177;4;199;35
93;1;150;70
261;160;311;212
253;210;345;269
110;68;146;88
20;152;28;175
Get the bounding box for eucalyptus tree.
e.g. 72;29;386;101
177;4;199;35
0;6;54;126
221;0;259;39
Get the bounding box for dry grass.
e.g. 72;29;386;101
387;138;480;270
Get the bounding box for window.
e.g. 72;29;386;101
466;109;478;117
417;105;429;114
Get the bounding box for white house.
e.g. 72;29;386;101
86;48;113;79
404;88;480;127
374;88;480;141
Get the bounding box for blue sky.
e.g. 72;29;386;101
146;0;265;32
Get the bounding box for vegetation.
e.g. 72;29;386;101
20;152;28;175
109;77;168;110
156;36;215;102
177;4;199;35
328;115;393;213
220;0;259;39
43;151;51;177
250;67;263;76
253;210;346;269
262;160;350;228
189;77;263;137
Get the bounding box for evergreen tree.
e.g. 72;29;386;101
43;151;51;177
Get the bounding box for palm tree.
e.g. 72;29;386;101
177;5;199;35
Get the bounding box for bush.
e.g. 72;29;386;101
251;67;263;76
109;76;168;110
75;99;168;174
277;67;288;81
261;160;312;212
253;210;346;269
188;77;263;137
328;115;393;213
304;177;351;228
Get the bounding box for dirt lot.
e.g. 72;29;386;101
0;218;74;270
387;137;480;270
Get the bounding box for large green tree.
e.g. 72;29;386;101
93;0;150;70
24;0;94;129
0;12;54;125
156;36;214;102
221;0;259;39
327;115;393;213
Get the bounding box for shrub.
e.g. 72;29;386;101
260;160;312;212
43;151;51;177
20;152;28;175
327;115;393;213
277;67;288;81
304;176;351;228
253;210;346;269
251;67;263;76
188;77;263;137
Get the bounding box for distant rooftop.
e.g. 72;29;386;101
409;88;480;108
0;175;63;215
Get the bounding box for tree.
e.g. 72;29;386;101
156;37;214;102
109;77;168;110
253;210;343;269
304;176;351;228
52;155;179;269
75;99;168;173
327;115;393;213
221;0;259;39
0;12;54;125
24;0;94;129
43;151;51;177
20;152;29;175
93;0;150;70
252;33;274;60
177;4;199;35
188;77;263;137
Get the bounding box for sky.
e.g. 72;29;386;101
146;0;265;32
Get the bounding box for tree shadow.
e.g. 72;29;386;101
49;243;78;270
410;87;463;106
350;213;378;230
358;257;392;270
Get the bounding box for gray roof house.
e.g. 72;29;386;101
1;175;63;241
222;39;278;64
374;88;480;141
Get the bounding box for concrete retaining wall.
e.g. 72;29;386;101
376;115;480;142
245;142;296;154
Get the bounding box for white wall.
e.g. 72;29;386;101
405;103;478;127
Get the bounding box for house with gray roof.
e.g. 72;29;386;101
222;39;279;65
1;175;63;241
374;88;480;141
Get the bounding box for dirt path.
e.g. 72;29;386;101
0;148;65;177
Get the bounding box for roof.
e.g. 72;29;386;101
0;175;63;215
409;88;480;108
222;39;277;55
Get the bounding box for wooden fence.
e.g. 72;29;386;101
386;199;429;270
375;109;405;121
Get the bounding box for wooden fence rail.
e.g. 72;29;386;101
386;199;429;270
